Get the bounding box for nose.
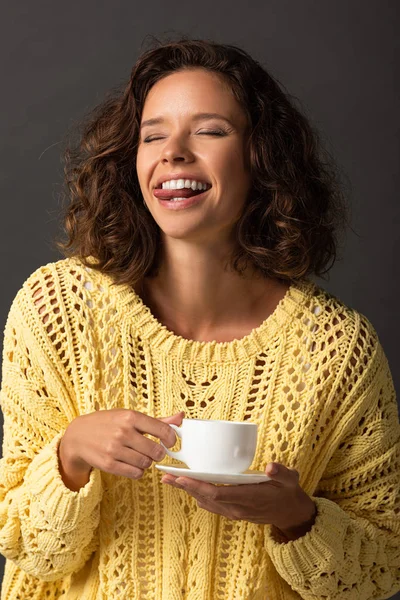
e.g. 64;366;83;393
161;135;194;164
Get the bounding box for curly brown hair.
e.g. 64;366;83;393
54;35;349;287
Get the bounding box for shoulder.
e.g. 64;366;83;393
18;255;104;288
5;255;119;334
13;255;114;304
300;280;386;381
299;279;380;344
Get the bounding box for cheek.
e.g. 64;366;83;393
216;148;250;187
218;171;251;207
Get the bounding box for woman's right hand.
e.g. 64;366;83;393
58;408;184;484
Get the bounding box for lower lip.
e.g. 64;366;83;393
154;189;209;210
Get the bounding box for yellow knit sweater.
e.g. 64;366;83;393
1;256;399;600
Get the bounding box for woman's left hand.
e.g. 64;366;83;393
161;462;317;542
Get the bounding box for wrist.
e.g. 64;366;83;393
58;434;92;492
59;427;90;473
273;497;317;542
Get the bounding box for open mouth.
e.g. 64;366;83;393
155;181;211;189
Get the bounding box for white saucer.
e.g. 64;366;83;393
155;464;271;485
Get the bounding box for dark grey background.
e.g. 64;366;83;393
1;1;399;597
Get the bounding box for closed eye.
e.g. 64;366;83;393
143;130;227;143
199;130;226;136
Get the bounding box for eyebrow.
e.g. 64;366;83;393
140;112;235;130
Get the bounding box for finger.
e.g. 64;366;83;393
173;476;258;504
161;476;214;498
130;410;179;447
265;462;300;486
99;450;145;480
113;446;154;470
159;411;185;423
173;477;220;499
128;430;167;462
108;461;145;480
189;494;248;522
164;481;269;523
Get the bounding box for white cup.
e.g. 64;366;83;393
160;418;258;474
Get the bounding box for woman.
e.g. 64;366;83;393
0;37;399;600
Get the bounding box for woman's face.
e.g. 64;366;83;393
136;68;252;244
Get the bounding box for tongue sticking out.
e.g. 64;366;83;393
153;187;207;200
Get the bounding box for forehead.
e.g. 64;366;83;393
141;69;246;123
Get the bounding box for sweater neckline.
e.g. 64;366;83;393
115;275;316;363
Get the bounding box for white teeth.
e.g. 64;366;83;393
162;179;208;190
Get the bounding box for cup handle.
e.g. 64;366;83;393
160;424;186;463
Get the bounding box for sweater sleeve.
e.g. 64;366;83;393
0;282;104;582
264;316;400;600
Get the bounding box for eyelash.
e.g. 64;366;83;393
143;130;226;143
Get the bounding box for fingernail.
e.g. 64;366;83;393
268;463;278;474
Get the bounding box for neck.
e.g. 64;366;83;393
139;244;289;341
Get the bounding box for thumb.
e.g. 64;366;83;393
159;411;185;424
265;462;299;486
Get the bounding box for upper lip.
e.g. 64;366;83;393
154;173;211;189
